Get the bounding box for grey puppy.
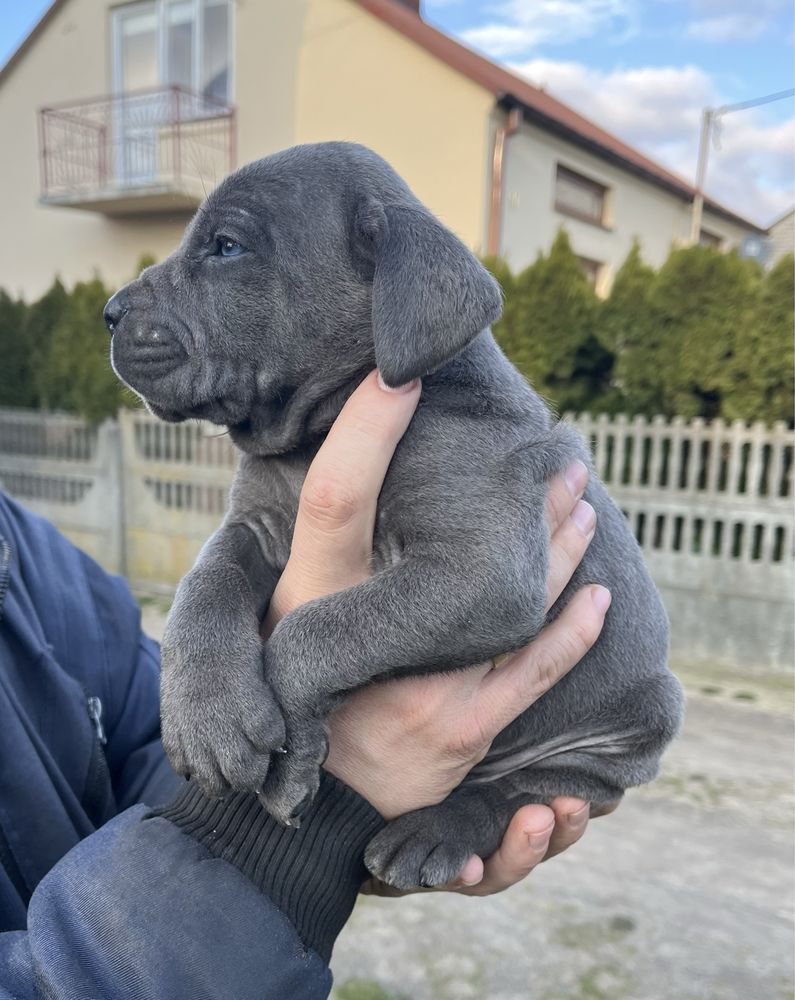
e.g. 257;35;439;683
106;142;683;890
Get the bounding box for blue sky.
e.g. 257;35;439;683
2;0;792;224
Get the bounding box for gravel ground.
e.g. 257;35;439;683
140;601;794;1000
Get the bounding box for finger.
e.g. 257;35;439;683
453;805;556;896
475;585;611;739
287;371;421;597
544;499;596;611
544;461;588;534
542;797;591;860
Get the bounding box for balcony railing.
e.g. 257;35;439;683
39;86;236;215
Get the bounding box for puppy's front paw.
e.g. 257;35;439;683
365;809;476;890
160;628;286;797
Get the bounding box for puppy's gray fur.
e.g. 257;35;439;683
107;142;683;889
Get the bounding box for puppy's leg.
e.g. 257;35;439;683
161;522;286;797
261;549;547;824
366;672;683;889
364;771;620;891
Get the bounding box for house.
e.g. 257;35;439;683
0;0;764;302
767;208;794;267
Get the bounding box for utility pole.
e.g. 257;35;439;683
689;108;714;245
689;88;794;246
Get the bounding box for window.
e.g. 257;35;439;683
699;229;723;249
555;165;608;226
113;0;232;101
577;256;603;289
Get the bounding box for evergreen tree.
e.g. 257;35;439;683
722;253;794;423
647;245;761;419
24;278;69;409
505;230;611;413
599;240;664;416
0;291;34;408
42;276;128;423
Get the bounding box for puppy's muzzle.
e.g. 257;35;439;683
105;289;187;382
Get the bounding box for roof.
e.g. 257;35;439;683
0;0;765;233
356;0;765;233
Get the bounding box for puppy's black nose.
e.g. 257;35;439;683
103;289;129;334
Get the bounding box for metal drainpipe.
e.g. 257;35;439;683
487;105;521;258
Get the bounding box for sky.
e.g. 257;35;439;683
1;0;792;226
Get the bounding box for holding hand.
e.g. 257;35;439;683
265;371;618;895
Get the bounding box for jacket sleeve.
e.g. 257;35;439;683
0;772;385;1000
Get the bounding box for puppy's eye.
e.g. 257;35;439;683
216;237;244;257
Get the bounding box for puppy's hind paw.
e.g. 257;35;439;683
365;812;475;890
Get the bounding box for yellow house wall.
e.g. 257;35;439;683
0;0;181;299
294;0;494;252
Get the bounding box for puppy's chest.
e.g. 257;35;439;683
233;454;408;573
371;508;406;572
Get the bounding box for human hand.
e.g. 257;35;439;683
264;370;618;893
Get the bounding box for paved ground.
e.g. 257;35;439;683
140;601;794;1000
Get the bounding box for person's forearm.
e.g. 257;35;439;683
0;776;383;999
158;771;385;962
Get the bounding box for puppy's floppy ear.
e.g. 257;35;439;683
356;198;503;386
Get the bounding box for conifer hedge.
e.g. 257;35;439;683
0;242;791;423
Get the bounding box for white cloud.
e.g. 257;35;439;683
686;14;768;42
510;58;794;225
461;0;636;57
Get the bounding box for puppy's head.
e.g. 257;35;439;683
106;142;501;436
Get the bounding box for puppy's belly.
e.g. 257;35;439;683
465;726;645;784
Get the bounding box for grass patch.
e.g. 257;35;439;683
333;980;406;1000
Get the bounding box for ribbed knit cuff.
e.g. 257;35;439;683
152;771;385;963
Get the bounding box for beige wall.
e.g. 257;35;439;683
233;0;305;166
0;0;188;299
294;0;494;251
501;119;754;289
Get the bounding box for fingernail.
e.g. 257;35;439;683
591;586;612;614
571;499;595;535
567;802;590;826
528;824;554;849
377;372;419;394
564;459;588;499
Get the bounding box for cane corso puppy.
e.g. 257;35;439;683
106;142;683;889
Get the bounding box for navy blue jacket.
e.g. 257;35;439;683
0;492;384;998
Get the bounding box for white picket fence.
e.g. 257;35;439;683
0;407;792;670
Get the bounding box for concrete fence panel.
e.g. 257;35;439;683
567;413;794;669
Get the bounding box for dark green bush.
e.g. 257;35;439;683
485;239;793;423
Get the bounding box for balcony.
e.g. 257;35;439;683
39;86;236;216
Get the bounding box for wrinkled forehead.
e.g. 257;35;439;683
190;158;351;239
